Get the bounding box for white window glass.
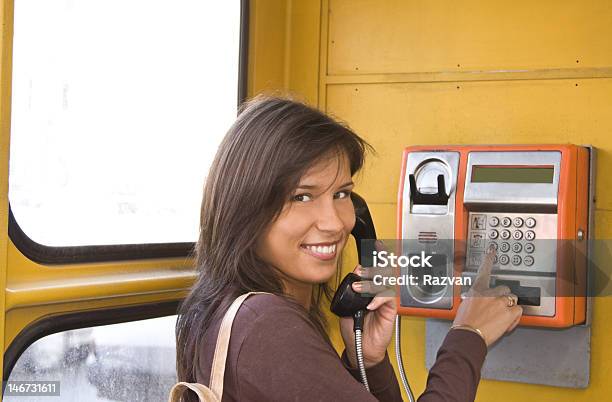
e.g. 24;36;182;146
6;315;177;401
9;0;241;246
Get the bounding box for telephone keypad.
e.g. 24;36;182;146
468;213;554;272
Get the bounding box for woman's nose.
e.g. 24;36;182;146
315;201;345;233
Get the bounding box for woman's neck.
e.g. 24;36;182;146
283;280;313;311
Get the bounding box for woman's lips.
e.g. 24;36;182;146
300;242;338;261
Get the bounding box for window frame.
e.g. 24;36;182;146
2;300;180;388
7;0;250;265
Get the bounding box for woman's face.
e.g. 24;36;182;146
257;154;356;288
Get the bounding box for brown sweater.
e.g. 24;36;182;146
195;294;487;402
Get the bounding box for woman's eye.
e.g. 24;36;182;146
334;190;352;199
293;193;313;202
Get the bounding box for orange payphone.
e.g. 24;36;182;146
396;145;592;328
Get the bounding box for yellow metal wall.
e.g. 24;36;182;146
249;0;612;400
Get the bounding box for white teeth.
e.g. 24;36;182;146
305;244;336;255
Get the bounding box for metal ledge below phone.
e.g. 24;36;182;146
425;319;590;388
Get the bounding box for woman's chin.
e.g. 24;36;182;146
304;264;338;284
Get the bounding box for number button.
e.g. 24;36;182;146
501;217;512;227
524;256;534;266
499;254;510;265
489;216;500;227
511;255;522;266
525;217;536;228
469;252;483;267
489;242;499;251
525;230;536;241
512;230;523;240
512;242;523;253
470;233;486;249
501;230;511;240
489;229;499;240
524;243;535;254
500;242;510;253
513;217;524;228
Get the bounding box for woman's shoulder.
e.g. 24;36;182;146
238;292;308;321
230;292;324;345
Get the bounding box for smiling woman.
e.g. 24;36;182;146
257;153;356;308
175;96;407;401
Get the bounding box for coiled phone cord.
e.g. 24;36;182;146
353;311;415;400
355;328;370;392
395;315;416;402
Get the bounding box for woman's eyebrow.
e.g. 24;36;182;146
296;181;354;190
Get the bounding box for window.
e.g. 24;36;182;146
5;315;177;401
9;0;244;248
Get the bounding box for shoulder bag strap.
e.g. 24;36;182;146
168;382;219;402
209;291;271;398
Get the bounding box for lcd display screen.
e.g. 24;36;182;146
471;166;554;183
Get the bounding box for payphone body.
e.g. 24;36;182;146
396;145;591;328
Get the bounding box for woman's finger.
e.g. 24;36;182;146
482;285;511;297
365;291;396;311
471;247;496;292
507;311;522;333
352;280;389;295
358;265;395;280
375;240;387;253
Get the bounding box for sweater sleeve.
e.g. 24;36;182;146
418;329;487;402
235;304;402;402
340;349;403;401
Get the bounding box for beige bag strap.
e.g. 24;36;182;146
209;291;270;398
169;292;271;402
168;382;219;402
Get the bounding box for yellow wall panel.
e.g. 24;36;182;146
327;79;612;210
248;0;288;95
328;0;612;75
287;0;321;105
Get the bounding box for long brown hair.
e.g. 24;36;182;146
176;95;371;384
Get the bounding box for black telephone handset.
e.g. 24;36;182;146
330;193;377;391
330;192;376;319
333;195;414;397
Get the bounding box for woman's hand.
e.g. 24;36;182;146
339;241;396;369
453;246;524;347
